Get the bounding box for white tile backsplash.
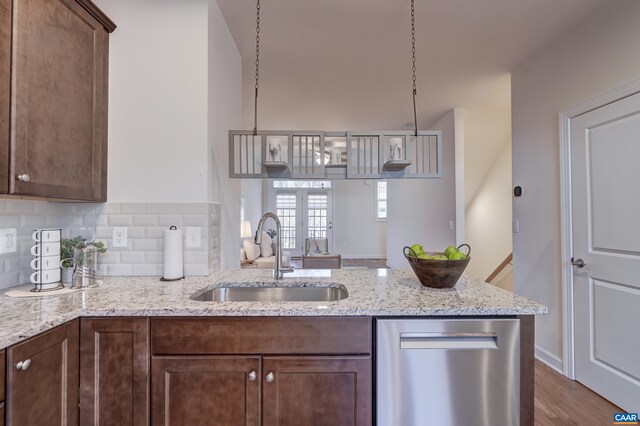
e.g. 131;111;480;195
0;200;221;289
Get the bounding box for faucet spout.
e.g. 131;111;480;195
255;212;293;279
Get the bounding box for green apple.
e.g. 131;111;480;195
443;246;458;258
448;251;467;260
431;254;448;260
418;253;431;260
409;244;424;257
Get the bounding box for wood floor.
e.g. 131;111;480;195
534;360;621;425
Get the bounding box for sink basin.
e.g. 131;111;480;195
191;285;348;302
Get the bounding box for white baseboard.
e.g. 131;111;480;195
535;345;564;374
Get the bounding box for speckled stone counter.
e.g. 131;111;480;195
0;268;546;348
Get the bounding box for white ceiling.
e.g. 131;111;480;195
216;0;607;130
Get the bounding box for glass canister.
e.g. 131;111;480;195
71;243;99;289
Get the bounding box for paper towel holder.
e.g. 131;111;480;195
160;225;185;281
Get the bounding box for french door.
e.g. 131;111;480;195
274;190;333;257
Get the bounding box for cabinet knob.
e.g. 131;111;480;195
17;174;30;182
16;359;31;370
265;372;274;383
248;370;257;381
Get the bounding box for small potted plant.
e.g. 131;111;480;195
60;236;107;284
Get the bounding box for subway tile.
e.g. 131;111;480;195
133;215;158;226
120;252;145;264
158;215;182;226
144;203;171;214
0;216;21;228
182;215;207;226
108;241;133;251
168;203;208;214
98;252;120;264
4;256;30;273
70;204;97;214
127;227;145;239
20;215;46;229
107;264;132;276
133;239;160;251
184;263;209;276
145;227;165;239
0;272;21;289
132;264;162;276
95;226;112;239
184;251;208;264
120;203;146;214
4;200;35;214
108;215;133;226
96;264;108;277
100;203;121;214
145;252;163;263
94;215;109;227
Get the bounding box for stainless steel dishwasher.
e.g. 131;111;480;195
376;318;520;426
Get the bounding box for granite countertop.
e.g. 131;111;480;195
0;268;546;349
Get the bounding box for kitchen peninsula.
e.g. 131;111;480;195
0;269;545;425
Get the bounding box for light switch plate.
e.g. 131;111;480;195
0;228;17;254
186;227;201;248
112;227;128;248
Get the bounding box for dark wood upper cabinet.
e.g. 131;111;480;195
262;356;371;426
151;356;261;426
79;318;149;426
0;0;10;194
5;320;79;426
2;0;115;200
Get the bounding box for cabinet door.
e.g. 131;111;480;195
0;0;9;193
262;356;371;426
11;0;109;200
80;318;149;426
6;320;79;426
151;356;260;426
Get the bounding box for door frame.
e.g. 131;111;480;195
559;76;640;380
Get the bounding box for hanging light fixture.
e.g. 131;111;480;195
228;0;441;181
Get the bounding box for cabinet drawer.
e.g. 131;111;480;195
151;317;371;355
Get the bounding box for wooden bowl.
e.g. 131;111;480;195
403;244;471;288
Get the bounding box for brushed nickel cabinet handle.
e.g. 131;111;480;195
17;174;30;182
248;370;257;381
265;372;274;383
16;359;31;370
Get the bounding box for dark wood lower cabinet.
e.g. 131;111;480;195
262;356;371;426
151;356;261;426
6;320;79;426
79;318;149;426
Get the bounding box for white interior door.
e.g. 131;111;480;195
571;91;640;411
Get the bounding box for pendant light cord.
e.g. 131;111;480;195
411;0;418;137
253;0;261;136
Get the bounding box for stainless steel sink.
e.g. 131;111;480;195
191;285;348;302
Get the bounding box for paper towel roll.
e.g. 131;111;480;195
163;226;184;280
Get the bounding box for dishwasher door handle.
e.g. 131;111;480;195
399;332;498;350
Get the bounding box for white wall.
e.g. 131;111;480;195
241;180;264;234
465;141;512;280
512;0;640;365
386;110;457;269
332;180;387;259
208;0;242;269
97;0;209;203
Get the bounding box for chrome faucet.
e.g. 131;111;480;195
255;212;294;279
